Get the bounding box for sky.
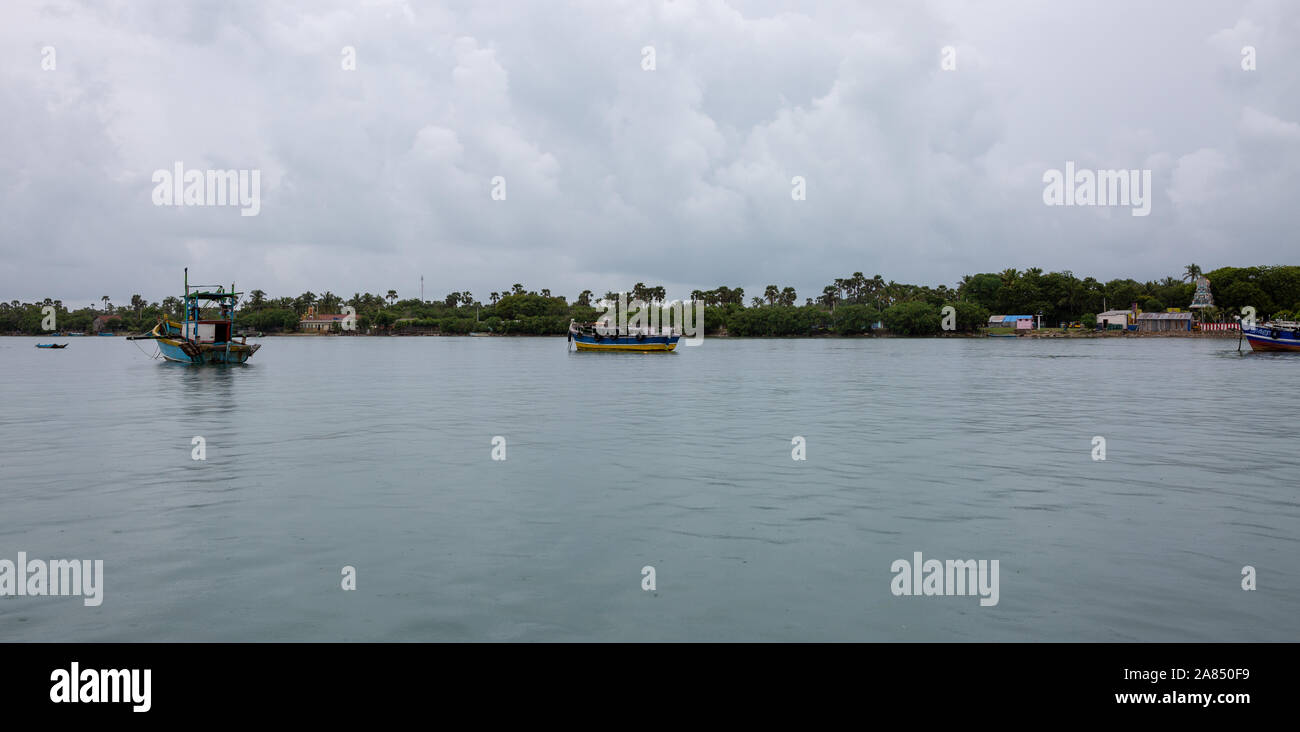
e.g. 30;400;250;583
2;0;1298;306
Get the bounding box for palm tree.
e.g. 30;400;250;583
750;296;763;308
101;295;110;313
540;289;551;298
820;285;840;311
576;290;593;307
490;292;500;305
249;289;266;308
764;285;779;306
631;283;648;303
780;286;797;306
511;283;524;296
386;290;398;306
1183;263;1203;282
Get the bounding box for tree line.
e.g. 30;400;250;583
5;264;1298;336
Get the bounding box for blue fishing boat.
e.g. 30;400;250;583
1242;320;1300;352
568;319;680;352
129;269;261;364
36;343;68;349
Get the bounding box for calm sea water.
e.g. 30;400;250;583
1;334;1296;641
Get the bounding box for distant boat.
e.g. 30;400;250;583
127;269;261;364
568;319;680;352
66;332;85;336
36;343;68;349
97;332;115;336
1243;320;1300;352
468;332;490;337
986;333;1018;338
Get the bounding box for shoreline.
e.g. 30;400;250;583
9;331;1243;339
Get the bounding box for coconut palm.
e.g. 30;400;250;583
1183;263;1203;282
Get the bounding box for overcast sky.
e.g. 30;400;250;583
3;0;1298;306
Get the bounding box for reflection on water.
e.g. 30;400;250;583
1;335;1297;641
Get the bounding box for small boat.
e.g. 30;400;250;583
1243;320;1300;352
66;332;85;336
568;319;680;352
97;332;115;336
36;343;68;349
127;268;261;364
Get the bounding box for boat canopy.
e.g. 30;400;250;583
187;290;242;300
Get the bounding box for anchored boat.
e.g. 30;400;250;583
36;343;68;349
129;269;261;364
1242;320;1300;352
568;319;680;352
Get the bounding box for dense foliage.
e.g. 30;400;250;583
6;264;1297;337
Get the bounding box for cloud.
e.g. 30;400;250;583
2;0;1300;305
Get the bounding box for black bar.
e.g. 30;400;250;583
0;642;1283;719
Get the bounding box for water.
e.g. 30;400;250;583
1;335;1296;641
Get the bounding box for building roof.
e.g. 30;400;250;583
1098;309;1132;317
1137;312;1192;319
301;313;350;322
1002;315;1034;321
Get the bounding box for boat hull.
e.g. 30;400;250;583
1243;325;1300;352
156;336;259;364
571;333;679;351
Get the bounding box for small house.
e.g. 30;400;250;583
1136;312;1192;332
1097;309;1132;330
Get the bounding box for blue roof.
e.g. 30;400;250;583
1002;315;1034;321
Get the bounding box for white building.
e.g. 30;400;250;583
1097;310;1132;329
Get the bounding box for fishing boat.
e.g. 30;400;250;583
36;343;68;349
568;320;680;352
1242;320;1300;352
128;269;261;364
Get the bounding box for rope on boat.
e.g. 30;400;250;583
132;338;161;359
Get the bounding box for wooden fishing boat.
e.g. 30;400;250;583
568;320;680;352
36;343;68;349
1242;320;1300;352
128;269;261;364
